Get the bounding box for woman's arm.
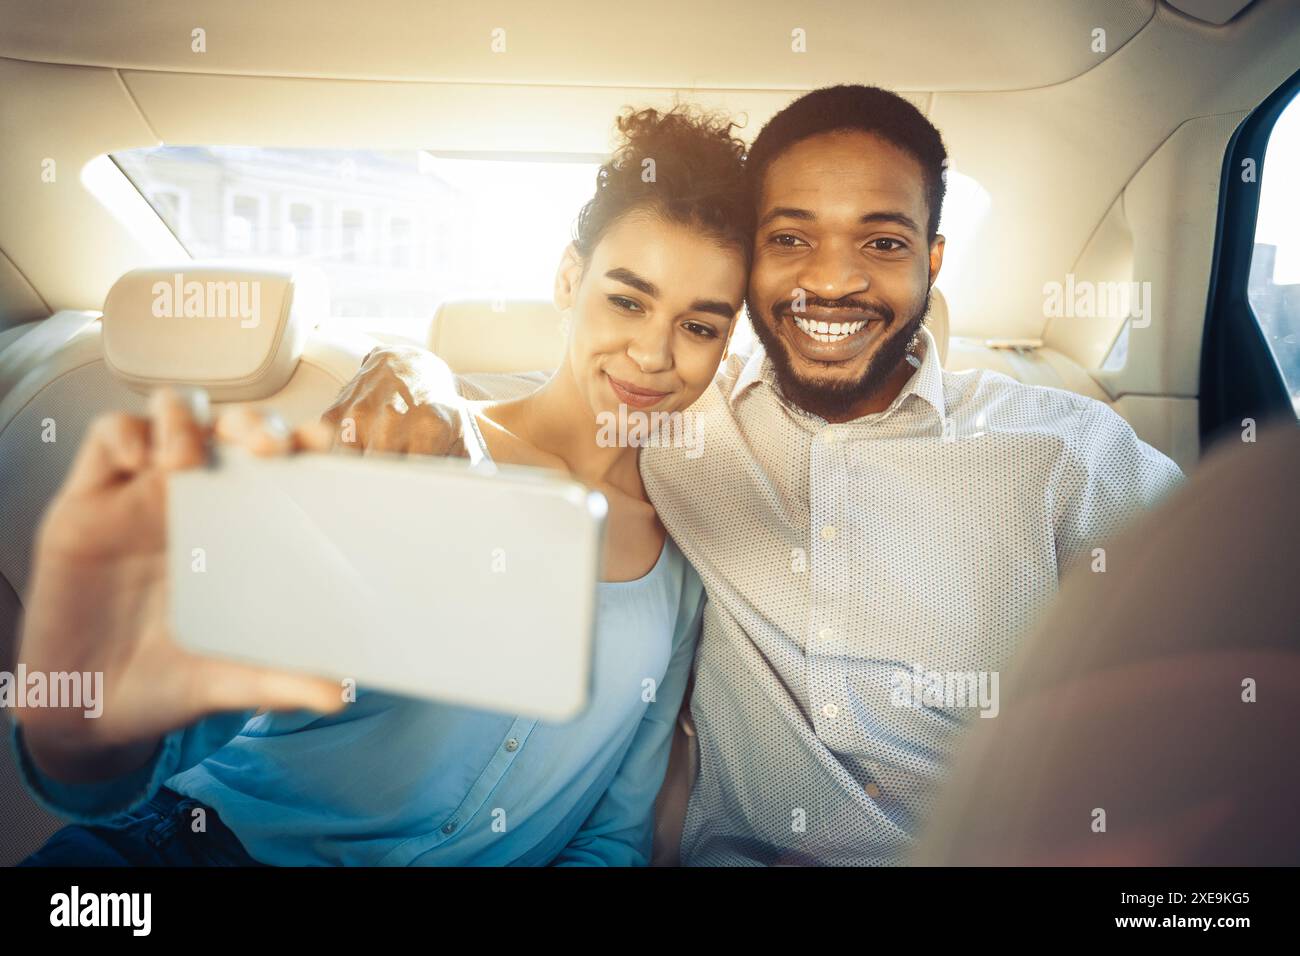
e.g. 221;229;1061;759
11;708;255;823
13;392;345;818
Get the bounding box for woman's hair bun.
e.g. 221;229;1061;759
573;104;752;262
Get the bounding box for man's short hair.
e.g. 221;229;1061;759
746;85;949;241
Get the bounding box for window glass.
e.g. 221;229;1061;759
1247;92;1300;417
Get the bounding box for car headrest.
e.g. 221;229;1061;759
429;300;565;374
928;285;950;366
102;264;328;400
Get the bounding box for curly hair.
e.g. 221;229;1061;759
573;105;753;265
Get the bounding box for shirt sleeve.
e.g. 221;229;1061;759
1052;398;1186;574
9;708;255;824
552;571;705;866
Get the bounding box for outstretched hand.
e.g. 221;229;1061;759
17;389;348;785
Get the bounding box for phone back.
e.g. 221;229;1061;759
168;448;606;721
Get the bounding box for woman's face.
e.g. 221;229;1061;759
555;210;747;421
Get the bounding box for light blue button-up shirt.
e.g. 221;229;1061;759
15;405;705;866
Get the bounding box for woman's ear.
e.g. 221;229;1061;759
553;244;584;313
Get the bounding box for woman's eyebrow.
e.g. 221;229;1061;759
607;267;736;319
691;299;740;320
606;267;658;298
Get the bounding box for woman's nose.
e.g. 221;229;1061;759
627;326;674;373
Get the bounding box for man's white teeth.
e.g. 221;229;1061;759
793;316;869;342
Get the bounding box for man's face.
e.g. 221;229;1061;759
748;130;945;421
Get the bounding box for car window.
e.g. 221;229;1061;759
111;147;600;339
1246;91;1300;418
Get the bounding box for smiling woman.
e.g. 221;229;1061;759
11;102;752;872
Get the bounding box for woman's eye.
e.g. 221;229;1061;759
684;322;718;339
609;295;642;313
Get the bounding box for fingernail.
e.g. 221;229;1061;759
148;386;172;415
179;387;212;427
263;411;290;440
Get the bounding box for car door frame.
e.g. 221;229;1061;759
1199;65;1300;445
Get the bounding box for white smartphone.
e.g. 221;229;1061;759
167;447;607;721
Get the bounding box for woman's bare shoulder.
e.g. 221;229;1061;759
468;400;568;472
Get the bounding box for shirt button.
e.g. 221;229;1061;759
822;429;839;444
866;783;882;799
504;738;519;752
822;702;840;720
441;821;457;834
820;525;837;542
817;627;834;642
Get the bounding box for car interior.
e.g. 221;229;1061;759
1;0;1298;871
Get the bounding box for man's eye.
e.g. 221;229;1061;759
684;322;718;339
769;234;805;248
609;295;643;313
868;238;906;252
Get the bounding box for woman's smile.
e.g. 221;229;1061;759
607;372;673;409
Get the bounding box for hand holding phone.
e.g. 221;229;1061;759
168;429;606;721
16;391;346;785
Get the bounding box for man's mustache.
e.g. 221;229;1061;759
771;296;895;323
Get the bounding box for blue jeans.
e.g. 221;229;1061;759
21;787;266;867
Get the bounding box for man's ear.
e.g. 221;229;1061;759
553;244;584;312
928;235;946;287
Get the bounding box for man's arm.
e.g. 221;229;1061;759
321;345;469;456
1052;399;1186;573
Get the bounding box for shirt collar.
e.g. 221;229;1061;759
730;345;774;402
729;324;947;426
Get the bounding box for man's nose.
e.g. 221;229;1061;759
796;242;870;301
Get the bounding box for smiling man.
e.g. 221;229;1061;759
321;85;1185;866
742;103;943;424
635;85;1183;866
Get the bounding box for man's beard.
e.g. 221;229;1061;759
748;290;932;421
